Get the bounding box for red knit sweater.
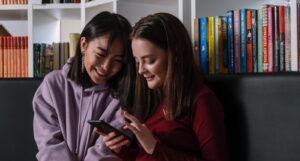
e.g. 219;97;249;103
118;85;229;161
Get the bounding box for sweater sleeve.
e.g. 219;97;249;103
32;79;78;161
150;89;229;161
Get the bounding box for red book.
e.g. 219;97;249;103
267;6;274;72
262;5;269;72
278;6;285;71
246;10;253;73
0;37;3;78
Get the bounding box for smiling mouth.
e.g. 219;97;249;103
144;75;154;81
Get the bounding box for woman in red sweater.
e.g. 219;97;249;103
99;12;229;161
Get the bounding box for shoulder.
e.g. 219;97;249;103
192;84;224;123
42;70;67;88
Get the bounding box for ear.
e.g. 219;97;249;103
80;37;87;55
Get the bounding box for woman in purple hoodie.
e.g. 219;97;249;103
32;11;135;161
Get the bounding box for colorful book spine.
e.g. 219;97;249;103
267;6;274;72
285;6;291;71
252;9;258;73
273;6;279;72
214;16;220;74
208;17;215;74
221;16;228;74
240;9;247;73
234;10;241;73
262;5;269;72
246;9;253;73
278;6;285;71
258;9;263;72
200;17;208;74
227;10;235;74
0;37;2;77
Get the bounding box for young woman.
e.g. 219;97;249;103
101;13;229;161
32;11;135;161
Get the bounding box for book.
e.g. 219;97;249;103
69;33;80;58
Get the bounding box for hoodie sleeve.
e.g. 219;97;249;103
84;99;130;161
32;77;78;161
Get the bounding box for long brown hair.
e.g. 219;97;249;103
131;13;202;121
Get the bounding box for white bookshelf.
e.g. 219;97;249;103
191;0;299;71
1;0;190;77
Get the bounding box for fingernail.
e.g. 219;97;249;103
121;110;126;116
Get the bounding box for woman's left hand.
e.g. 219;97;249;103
122;111;157;154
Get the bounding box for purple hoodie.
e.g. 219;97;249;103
33;60;124;161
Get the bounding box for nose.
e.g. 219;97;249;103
138;63;145;75
101;58;111;72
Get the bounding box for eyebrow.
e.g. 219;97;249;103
97;46;108;53
97;46;123;56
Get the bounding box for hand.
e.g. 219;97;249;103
96;129;129;154
122;111;157;154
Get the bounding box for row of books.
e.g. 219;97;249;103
0;0;27;4
33;33;79;78
0;36;28;78
194;4;293;74
33;42;70;78
41;0;80;4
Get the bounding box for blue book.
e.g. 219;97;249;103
227;10;235;74
200;17;208;74
240;9;247;73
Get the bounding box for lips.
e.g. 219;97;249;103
94;67;108;77
144;75;154;81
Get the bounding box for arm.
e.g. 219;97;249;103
135;91;229;161
33;80;77;161
84;100;133;161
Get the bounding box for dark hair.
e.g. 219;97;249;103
68;11;135;108
131;13;202;121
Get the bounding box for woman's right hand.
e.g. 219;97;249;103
96;129;130;153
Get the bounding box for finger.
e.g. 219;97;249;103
124;122;140;135
123;111;143;129
106;135;124;147
102;132;116;142
109;139;130;150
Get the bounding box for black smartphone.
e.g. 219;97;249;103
88;120;131;141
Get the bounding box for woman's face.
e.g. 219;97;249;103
132;38;168;90
81;34;124;85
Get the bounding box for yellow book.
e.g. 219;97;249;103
207;17;215;74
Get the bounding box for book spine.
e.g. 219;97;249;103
252;10;258;73
262;5;269;72
279;6;285;71
267;6;274;72
298;2;300;71
240;9;247;73
208;17;215;74
234;10;241;73
273;6;279;72
0;37;2;78
200;17;208;74
246;9;253;73
285;6;291;71
221;16;228;74
214;16;220;74
227;10;235;74
258;9;263;72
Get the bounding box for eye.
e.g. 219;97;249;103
96;53;105;58
146;58;155;64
